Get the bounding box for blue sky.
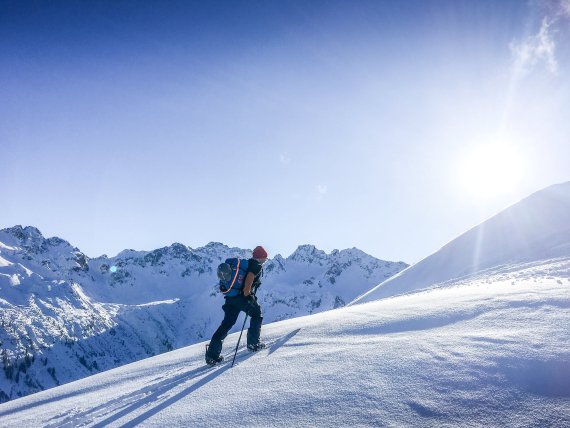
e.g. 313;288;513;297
1;0;569;263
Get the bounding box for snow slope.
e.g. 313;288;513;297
0;257;568;427
352;181;570;304
0;226;406;402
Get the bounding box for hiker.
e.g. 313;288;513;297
205;245;268;365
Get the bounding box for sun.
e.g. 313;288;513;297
458;142;526;199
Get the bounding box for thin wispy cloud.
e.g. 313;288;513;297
316;184;328;198
564;2;570;16
510;18;558;75
556;0;570;19
279;153;291;165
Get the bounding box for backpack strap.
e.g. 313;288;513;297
222;258;241;295
252;265;264;295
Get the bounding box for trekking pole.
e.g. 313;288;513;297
231;313;248;367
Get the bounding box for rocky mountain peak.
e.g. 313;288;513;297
289;244;327;262
204;242;227;249
2;225;44;243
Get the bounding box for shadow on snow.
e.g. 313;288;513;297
49;328;301;427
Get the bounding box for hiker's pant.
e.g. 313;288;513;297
207;295;263;358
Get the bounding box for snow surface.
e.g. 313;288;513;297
0;257;569;427
353;181;570;304
0;227;406;402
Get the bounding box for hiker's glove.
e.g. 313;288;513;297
246;295;256;304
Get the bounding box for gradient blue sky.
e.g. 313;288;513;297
1;0;569;263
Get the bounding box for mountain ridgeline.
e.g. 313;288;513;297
0;227;407;402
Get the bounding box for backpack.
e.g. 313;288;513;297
217;258;249;297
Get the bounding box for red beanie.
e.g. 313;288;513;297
252;246;268;259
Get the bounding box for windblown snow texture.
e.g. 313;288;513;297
0;257;568;427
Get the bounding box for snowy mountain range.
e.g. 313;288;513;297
0;228;407;403
0;182;568;426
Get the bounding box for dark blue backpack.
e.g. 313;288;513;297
217;258;249;297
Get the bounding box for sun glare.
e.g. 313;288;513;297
459;142;525;199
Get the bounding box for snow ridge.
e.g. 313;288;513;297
353;181;570;304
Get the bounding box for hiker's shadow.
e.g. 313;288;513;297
268;328;301;355
82;328;302;427
114;361;235;427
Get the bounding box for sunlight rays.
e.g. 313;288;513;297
458;141;526;200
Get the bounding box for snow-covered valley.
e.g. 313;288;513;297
0;227;406;403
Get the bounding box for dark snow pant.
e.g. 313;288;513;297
207;295;263;358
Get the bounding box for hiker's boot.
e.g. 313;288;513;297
205;344;224;366
247;342;266;352
205;354;224;366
